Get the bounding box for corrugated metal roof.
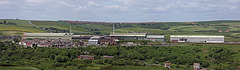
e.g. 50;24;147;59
170;35;224;38
23;33;73;37
110;33;146;36
146;35;164;38
88;40;98;41
91;36;102;38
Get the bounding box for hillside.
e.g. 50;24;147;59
0;19;240;41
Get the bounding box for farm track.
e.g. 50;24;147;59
27;20;41;28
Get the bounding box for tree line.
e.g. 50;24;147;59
0;42;239;69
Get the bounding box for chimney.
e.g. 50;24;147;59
70;26;72;35
113;24;115;33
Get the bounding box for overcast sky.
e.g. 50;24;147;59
0;0;240;22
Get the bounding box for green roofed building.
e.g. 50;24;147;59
22;33;73;40
110;33;146;40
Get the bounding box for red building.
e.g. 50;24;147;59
165;62;171;68
77;55;94;60
103;56;114;59
236;67;240;69
98;37;119;46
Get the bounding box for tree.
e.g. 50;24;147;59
13;38;20;43
54;55;69;62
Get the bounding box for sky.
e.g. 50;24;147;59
0;0;240;22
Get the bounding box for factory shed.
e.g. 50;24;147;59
72;35;92;40
170;35;224;43
110;33;146;40
22;33;73;40
145;35;165;42
87;36;102;45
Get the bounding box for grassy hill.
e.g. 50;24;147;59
0;19;46;35
0;19;240;41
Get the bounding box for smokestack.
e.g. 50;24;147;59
113;24;115;33
70;26;72;35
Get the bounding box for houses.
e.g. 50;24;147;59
102;56;114;59
0;35;21;42
77;55;95;60
120;42;139;46
99;37;119;46
76;55;114;60
165;62;171;68
87;36;119;46
219;30;230;33
193;63;200;70
22;33;73;40
170;35;224;43
19;39;73;48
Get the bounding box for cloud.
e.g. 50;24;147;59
74;6;87;11
25;0;52;3
153;5;173;11
87;1;101;7
0;0;240;22
0;1;10;5
104;5;127;10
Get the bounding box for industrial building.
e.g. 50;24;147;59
110;33;146;40
22;33;73;40
170;35;224;43
145;35;165;42
87;36;101;45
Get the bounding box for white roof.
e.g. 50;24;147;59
23;33;73;37
170;35;224;38
91;36;101;39
147;35;164;38
88;40;98;41
110;33;146;37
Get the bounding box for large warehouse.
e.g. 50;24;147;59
22;33;73;40
170;35;224;43
145;35;165;42
110;33;146;40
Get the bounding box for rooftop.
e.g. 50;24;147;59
110;33;146;37
170;35;224;38
194;63;200;65
79;55;94;57
23;33;73;37
146;35;164;38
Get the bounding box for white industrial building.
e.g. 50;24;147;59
145;35;165;42
110;33;146;40
87;36;101;45
170;35;224;43
22;33;73;40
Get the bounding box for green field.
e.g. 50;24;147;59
1;19;240;41
30;21;88;33
0;19;45;35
